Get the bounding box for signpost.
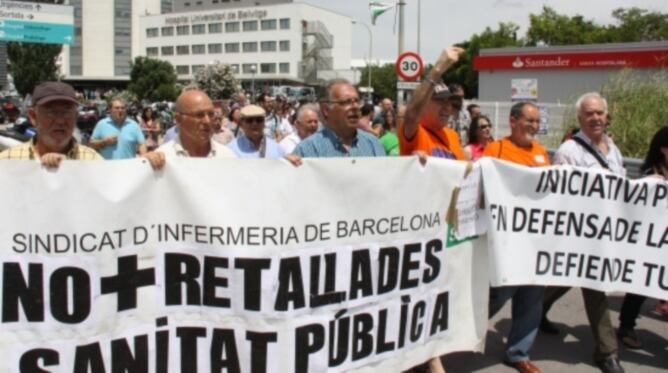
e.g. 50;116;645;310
395;51;423;105
395;51;423;81
396;81;420;90
0;0;74;45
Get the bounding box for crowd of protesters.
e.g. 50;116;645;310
0;45;666;373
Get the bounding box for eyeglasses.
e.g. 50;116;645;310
244;117;265;124
479;124;491;129
38;107;77;119
328;98;361;107
179;111;215;120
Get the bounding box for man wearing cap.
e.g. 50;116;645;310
293;79;385;158
227;104;285;159
399;47;465;161
0;81;101;167
89;97;146;160
143;90;236;169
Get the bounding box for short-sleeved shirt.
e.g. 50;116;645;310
293;126;386;158
158;136;237;158
0;137;101;161
379;132;399;156
398;116;465;160
553;131;625;177
482;137;550;167
227;135;285;159
92;117;145;160
279;132;301;154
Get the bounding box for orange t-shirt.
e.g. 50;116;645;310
398;114;465;160
482;137;550;167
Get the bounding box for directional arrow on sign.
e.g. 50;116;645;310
36;4;42;11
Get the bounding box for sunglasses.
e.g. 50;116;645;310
244;117;265;124
479;124;491;129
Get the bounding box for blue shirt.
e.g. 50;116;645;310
92;117;145;160
293;126;386;157
163;126;179;143
227;135;285;159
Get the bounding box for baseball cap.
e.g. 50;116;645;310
432;80;453;100
240;104;266;118
32;82;78;106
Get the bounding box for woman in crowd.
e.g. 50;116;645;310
139;106;161;151
227;106;242;137
463;115;493;161
618;125;668;350
379;109;399;156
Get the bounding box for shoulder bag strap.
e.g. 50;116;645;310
572;136;610;170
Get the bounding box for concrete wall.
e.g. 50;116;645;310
478;69;663;103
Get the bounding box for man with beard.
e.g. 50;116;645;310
0;82;101;166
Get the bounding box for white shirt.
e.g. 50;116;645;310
278;132;301;154
157;136;237;158
553;131;625;176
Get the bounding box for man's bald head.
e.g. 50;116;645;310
174;90;215;150
176;90;212;114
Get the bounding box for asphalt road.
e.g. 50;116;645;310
442;290;668;372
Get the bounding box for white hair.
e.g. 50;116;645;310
575;92;608;116
296;103;319;121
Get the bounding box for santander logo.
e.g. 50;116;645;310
512;57;524;68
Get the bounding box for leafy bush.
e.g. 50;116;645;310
192;63;240;100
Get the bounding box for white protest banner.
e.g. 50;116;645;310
0;157;488;373
479;158;668;299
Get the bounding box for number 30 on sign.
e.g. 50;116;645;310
395;51;424;81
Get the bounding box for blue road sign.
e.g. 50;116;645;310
0;19;73;44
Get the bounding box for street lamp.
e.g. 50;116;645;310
352;20;372;102
249;64;257;103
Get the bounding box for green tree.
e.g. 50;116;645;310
441;22;522;97
608;7;668;42
192;62;240;100
128;57;179;102
6;0;65;97
358;63;397;101
526;6;612;46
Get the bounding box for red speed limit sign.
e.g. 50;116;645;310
395;51;424;81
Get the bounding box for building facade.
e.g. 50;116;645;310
139;2;351;86
474;42;668;103
58;0;350;92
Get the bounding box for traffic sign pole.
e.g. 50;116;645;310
396;51;424;106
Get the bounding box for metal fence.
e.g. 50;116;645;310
474;101;570;150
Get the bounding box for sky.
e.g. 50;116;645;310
298;0;667;64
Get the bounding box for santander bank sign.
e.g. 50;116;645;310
512;56;571;68
474;49;667;71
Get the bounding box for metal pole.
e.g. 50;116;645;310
417;0;421;56
398;0;405;55
353;21;372;102
397;0;406;106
